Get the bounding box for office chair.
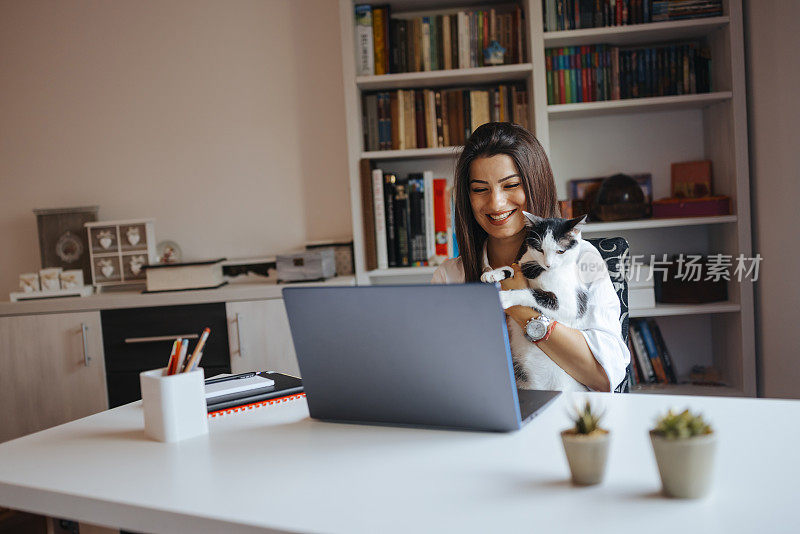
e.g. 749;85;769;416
586;237;631;393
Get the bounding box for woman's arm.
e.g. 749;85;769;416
501;264;622;392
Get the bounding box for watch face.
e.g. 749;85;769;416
526;319;547;340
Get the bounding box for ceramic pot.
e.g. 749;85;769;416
561;429;610;485
650;431;717;498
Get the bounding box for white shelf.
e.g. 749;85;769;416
629;302;741;318
548;91;733;119
543;16;730;47
631;383;743;397
582;215;737;233
362;146;462;160
367;266;439;278
356;63;533;91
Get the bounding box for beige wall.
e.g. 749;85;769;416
744;0;800;397
0;0;350;293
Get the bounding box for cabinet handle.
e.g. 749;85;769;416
124;334;199;344
81;323;91;367
236;313;244;358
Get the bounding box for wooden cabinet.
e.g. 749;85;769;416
226;299;299;376
0;311;107;443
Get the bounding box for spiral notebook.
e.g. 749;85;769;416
207;372;304;418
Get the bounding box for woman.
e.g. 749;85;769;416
431;122;629;392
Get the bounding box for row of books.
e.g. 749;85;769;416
545;42;711;105
360;164;456;270
355;4;526;76
363;84;529;152
543;0;722;32
627;318;678;387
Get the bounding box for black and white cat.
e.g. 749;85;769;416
481;212;592;392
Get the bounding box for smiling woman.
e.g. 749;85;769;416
431;123;629;392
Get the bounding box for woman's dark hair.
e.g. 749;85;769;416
453;122;559;282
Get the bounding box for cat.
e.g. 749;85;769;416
481;212;591;392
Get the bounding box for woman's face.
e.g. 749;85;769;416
468;154;527;241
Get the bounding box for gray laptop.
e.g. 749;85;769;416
282;283;560;432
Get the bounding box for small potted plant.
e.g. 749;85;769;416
561;400;610;485
650;409;716;498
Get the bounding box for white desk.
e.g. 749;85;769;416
0;393;797;534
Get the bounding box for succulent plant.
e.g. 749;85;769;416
569;400;605;435
653;409;713;439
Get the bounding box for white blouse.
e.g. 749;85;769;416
431;240;631;391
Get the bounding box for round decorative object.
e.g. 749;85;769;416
591;173;648;221
157;240;182;264
55;231;84;263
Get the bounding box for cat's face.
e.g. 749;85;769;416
519;212;586;271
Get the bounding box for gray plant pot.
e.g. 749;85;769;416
650;430;717;498
561;429;610;485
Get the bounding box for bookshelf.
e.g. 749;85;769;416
338;0;754;396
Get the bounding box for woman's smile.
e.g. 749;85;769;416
486;209;517;225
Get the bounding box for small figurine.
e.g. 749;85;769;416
97;230;114;250
126;227;141;246
99;259;115;278
483;40;506;66
129;255;145;276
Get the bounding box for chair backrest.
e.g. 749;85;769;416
586;237;631;393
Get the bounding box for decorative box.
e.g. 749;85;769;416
626;264;655;309
276;248;336;283
654;256;728;304
652;196;730;218
306;239;354;276
84;219;157;288
33;206;98;282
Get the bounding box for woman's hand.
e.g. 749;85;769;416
499;263;539;327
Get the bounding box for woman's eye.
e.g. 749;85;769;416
556;250;565;255
505;183;520;189
471;188;487;193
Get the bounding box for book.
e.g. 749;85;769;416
647;318;678;383
629;321;656;383
393;176;411;267
205;374;275;400
635;319;668;384
372;5;390;75
355;5;375;76
383;172;398;267
372;168;389;270
433;177;449;257
143;259;225;293
207;372;303;415
407;174;426;265
360;159;377;271
423;171;435;261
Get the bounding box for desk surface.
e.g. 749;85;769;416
0;393;798;534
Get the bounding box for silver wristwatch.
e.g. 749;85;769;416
524;314;552;343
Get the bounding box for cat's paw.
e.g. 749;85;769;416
480;267;514;284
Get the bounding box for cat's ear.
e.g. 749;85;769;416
565;214;588;236
522;211;544;227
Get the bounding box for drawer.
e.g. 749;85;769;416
101;303;230;373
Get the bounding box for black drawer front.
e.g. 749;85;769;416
101;303;230;373
102;303;231;408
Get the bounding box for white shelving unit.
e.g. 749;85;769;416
338;0;755;396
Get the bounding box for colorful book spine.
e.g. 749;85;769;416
647;318;677;383
423;171;436;261
372;6;388;75
433;178;449;256
636;319;668;384
393;177;410;267
629;321;655;383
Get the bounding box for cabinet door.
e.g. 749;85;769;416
0;311;107;443
226;300;299;376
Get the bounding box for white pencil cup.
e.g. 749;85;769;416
140;367;208;443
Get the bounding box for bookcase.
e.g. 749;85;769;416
338;0;755;397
